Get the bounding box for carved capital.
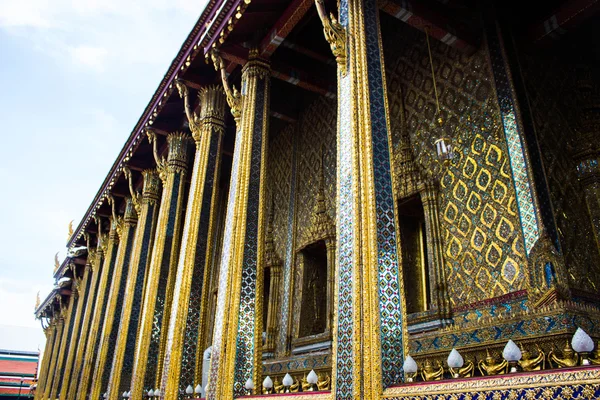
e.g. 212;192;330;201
315;0;346;75
242;49;271;80
167;132;191;173
142;169;162;204
198;85;227;141
123;196;138;224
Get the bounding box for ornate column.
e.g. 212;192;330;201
315;0;407;397
49;278;80;400
160;84;225;398
90;197;138;399
43;305;65;399
130;132;190;400
79;214;121;398
66;233;105;400
421;183;451;322
106;169;161;400
264;206;282;354
59;250;94;399
34;319;57;400
206;50;270;400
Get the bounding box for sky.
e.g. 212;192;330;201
0;0;207;354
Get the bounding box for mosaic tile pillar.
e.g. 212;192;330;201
483;4;548;256
207;52;270;400
316;0;407;397
59;257;93;399
43;311;65;400
90;197;138;399
49;280;80;400
66;240;105;400
34;318;58;400
79;217;121;398
130;132;190;400
160;86;226;399
106;169;161;400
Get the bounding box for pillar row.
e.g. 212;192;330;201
59;256;93;399
107;169;161;400
91;197;139;399
130;132;190;400
66;238;105;400
79;215;121;398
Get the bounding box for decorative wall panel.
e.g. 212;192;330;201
382;18;527;306
519;49;600;294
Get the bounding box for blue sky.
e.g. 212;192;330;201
0;0;206;352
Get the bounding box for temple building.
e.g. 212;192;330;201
33;0;600;399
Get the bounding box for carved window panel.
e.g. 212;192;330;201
292;237;335;352
298;241;328;337
398;194;431;314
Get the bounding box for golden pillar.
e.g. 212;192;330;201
130;132;190;400
66;233;105;400
160;85;225;398
43;312;65;400
206;50;270;400
58;251;94;399
90;197;138;399
49;278;80;400
315;0;408;397
106;169;161;399
34;319;58;400
79;214;121;398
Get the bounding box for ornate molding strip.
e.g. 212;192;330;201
383;366;600;398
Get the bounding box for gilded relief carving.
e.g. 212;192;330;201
293;96;336;343
519;50;600;294
382;19;527;305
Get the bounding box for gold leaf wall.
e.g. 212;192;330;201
268;123;294;260
382;17;527;306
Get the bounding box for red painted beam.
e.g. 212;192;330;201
271;62;336;98
281;40;335;65
528;0;600;43
259;0;315;57
379;0;477;53
220;45;335;98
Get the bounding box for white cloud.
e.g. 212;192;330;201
69;45;108;70
0;0;206;72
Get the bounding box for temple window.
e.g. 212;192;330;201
298;240;328;337
398;194;431;314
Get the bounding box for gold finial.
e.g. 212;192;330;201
315;0;346;75
67;220;74;240
210;49;242;124
54;252;60;273
35;291;40;310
